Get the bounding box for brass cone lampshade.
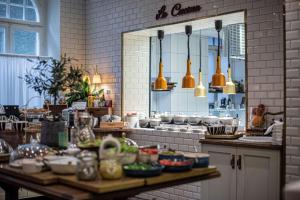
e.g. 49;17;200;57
195;71;206;97
182;25;195;88
224;28;236;94
154;30;167;90
195;31;206;97
212;20;226;88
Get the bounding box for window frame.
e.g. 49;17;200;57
0;0;45;56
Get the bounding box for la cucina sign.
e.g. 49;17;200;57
156;3;201;20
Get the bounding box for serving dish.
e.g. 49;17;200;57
206;125;226;135
188;115;202;125
149;118;161;128
123;163;164;177
183;152;209;168
173;115;187;124
47;156;78;175
160;114;173;124
219;117;234;125
22;159;44;174
159;151;184;160
159;159;194;172
202;116;219;124
139;119;149;128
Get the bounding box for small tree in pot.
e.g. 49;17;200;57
23;55;82;105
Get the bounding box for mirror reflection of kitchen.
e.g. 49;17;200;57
150;22;246;129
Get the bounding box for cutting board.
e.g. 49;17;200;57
0;164;58;185
145;166;217;185
59;175;145;194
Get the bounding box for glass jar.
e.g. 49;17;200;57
76;150;98;181
100;158;123;180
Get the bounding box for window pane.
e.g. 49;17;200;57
13;29;38;55
0;4;6;17
0;27;4;53
0;0;7;2
26;0;33;6
10;0;23;5
10;5;23;19
25;7;36;21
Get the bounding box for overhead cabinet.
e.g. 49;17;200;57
202;144;280;200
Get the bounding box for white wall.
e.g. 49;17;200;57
47;0;60;58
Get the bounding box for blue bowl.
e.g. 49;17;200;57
158;153;184;161
185;156;209;168
123;164;164;177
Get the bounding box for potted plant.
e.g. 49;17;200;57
22;54;83;113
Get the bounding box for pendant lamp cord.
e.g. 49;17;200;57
217;30;220;57
159;38;162;63
187;35;190;60
227;27;230;68
199;31;202;72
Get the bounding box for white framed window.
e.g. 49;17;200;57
0;0;44;56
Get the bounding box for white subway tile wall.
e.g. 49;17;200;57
285;0;300;182
60;0;86;64
130;129;204;200
59;0;288;198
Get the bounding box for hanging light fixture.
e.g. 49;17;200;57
211;20;226;88
182;25;195;89
194;30;206;97
92;65;102;85
224;27;236;94
154;30;168;90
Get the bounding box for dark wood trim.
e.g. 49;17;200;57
199;139;283;151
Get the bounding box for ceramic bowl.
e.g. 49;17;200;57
149;118;161;128
183;152;209;168
188;116;202;125
219;117;234;125
139;119;149;128
22;159;43;174
119;153;137;165
48;156;78;175
202;116;219;124
173;115;187;124
160;114;173;123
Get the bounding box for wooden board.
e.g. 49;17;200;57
145;166;217;185
205;133;244;139
0;164;58;185
59;175;145;194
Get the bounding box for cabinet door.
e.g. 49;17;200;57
202;144;237;200
236;148;280;200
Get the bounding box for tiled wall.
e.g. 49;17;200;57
285;0;300;182
129;128;204;200
84;0;284;119
123;34;150;116
60;0;86;64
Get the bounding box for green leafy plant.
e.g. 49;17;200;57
22;55;82;105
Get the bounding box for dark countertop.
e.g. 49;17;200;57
199;138;282;150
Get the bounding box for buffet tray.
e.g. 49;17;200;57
205;133;244;140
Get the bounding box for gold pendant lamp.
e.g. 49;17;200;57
182;25;195;89
154;30;168;90
212;20;226;88
224;27;236;94
194;30;206;97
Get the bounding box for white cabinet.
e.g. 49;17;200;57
202;144;280;200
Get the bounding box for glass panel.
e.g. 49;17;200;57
10;0;23;5
0;26;4;53
25;7;36;21
0;4;6;17
13;29;38;55
26;0;33;6
10;5;23;19
0;0;6;3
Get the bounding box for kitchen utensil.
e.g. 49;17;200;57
76;150;98;181
48;156;78;175
183;152;209;168
123;163;164;177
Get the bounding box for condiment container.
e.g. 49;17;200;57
76;150;98;181
99;158;123;180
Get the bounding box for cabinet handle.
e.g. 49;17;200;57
230;155;235;169
237;155;242;170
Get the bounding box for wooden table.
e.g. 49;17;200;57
0;164;220;200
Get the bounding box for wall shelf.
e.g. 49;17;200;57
151;82;177;92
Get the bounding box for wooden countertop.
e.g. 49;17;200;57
0;164;220;200
199;138;282;150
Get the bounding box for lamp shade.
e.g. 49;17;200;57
182;59;195;88
154;30;168;90
194;71;206;97
182;25;195;89
212;55;226;87
154;62;168;90
92;74;101;84
223;67;236;94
